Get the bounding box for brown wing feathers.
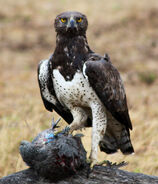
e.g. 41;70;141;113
85;58;132;130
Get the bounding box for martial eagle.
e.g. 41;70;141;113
38;11;134;165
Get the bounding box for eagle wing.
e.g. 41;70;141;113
84;57;132;130
38;58;73;124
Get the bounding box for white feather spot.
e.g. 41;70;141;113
64;47;68;52
64;47;69;57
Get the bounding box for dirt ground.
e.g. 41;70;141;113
0;0;158;177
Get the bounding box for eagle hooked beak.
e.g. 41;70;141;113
66;17;77;31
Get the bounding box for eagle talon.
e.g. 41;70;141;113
53;130;62;136
97;160;108;166
90;162;97;169
86;158;91;165
53;126;71;136
87;158;98;169
63;126;71;134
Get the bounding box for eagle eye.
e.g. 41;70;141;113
76;17;82;23
60;18;67;23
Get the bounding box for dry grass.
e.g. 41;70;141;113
0;0;158;177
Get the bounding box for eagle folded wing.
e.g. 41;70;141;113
38;59;57;112
38;59;73;124
84;59;132;130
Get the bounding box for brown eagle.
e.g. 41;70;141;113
38;11;134;165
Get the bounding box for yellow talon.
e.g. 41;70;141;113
87;158;97;169
53;130;62;136
97;160;108;166
87;159;109;168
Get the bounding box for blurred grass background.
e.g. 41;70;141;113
0;0;158;177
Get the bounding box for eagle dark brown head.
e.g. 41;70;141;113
54;11;88;36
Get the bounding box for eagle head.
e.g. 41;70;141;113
54;11;88;36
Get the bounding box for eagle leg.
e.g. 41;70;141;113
89;103;107;167
68;107;88;134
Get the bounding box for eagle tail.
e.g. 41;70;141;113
99;134;118;154
99;128;134;155
119;128;134;154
